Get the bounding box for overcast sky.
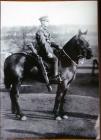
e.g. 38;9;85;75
1;1;97;27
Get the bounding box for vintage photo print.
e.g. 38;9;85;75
0;1;99;140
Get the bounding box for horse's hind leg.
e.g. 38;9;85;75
10;83;19;114
10;82;27;120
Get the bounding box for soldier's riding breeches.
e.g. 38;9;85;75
45;55;58;76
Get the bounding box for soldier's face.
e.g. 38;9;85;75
41;20;49;27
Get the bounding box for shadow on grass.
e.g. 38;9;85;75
5;129;96;139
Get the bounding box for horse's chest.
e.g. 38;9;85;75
60;65;77;81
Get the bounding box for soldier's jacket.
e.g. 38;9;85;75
36;26;56;58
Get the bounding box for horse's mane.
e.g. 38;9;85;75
63;35;76;50
62;34;82;63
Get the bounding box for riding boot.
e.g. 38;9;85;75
37;56;52;92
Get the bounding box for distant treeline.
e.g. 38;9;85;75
1;24;98;57
1;24;97;39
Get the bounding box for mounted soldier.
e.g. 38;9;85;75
35;16;61;90
4;24;93;120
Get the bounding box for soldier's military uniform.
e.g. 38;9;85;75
23;16;61;91
35;16;60;79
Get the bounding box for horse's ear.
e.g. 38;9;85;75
78;29;88;37
78;29;82;38
83;29;88;35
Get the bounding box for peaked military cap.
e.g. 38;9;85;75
39;16;49;22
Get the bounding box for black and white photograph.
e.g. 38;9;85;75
0;1;100;140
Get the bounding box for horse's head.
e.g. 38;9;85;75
76;29;93;60
63;29;93;64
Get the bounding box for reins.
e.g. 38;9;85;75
61;49;78;66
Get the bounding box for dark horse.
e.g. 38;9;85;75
4;30;93;121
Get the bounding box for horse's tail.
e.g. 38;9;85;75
4;57;11;89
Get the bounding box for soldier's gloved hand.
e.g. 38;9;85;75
48;53;53;58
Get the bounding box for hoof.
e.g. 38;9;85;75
56;116;62;121
63;115;69;119
21;116;27;121
16;114;27;121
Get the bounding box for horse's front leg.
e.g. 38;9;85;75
53;81;67;120
53;83;61;115
58;68;76;119
59;88;69;119
10;82;27;121
57;79;69;120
